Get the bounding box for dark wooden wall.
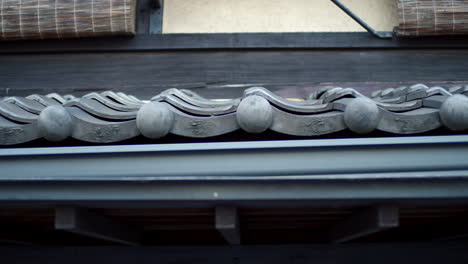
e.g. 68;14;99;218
1;0;467;99
1;49;468;99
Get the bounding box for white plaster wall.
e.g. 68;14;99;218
163;0;398;33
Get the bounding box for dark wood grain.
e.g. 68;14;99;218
2;244;468;263
1;49;468;99
136;0;151;34
1;33;468;54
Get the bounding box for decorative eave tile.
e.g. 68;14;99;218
1;84;467;145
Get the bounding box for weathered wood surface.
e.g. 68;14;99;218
215;207;241;245
0;0;136;40
330;206;399;243
397;0;468;36
2;33;468;54
1;50;468;99
3;244;468;264
55;208;141;246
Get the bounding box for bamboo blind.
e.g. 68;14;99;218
0;0;136;40
397;0;468;36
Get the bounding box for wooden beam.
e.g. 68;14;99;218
330;206;399;243
215;207;241;245
149;1;164;34
136;0;151;34
3;243;468;264
2;49;468;99
0;239;33;246
1;33;468;54
154;0;163;8
435;224;468;241
55;208;140;246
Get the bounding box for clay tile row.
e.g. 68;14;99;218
1;84;468;145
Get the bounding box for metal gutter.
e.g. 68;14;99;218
1;135;468;180
2;135;468;157
0;135;467;205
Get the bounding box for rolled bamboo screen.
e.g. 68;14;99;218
0;0;136;40
397;0;468;36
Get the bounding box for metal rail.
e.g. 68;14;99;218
331;0;393;39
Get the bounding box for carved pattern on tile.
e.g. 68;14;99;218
1;84;467;145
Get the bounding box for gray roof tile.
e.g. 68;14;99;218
1;85;467;145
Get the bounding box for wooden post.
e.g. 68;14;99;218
215;207;241;245
330;206;399;243
55;208;140;246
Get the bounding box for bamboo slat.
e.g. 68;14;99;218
397;0;468;36
0;0;136;40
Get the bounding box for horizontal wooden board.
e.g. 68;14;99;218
2;244;468;262
2;33;468;53
1;49;468;99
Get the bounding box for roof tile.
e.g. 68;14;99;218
1;85;467;145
